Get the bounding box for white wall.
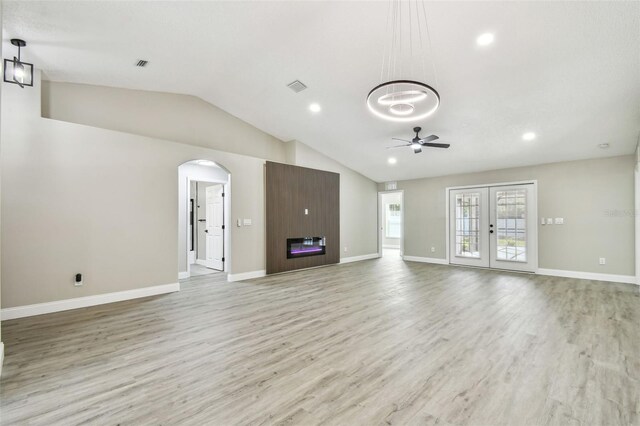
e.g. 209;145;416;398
381;155;635;276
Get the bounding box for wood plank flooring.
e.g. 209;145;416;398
1;255;639;425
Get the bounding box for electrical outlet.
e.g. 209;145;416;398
344;247;348;253
430;247;436;253
599;257;606;265
547;218;553;225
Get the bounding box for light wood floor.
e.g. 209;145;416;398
1;256;639;425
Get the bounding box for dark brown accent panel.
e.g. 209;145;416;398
266;161;340;274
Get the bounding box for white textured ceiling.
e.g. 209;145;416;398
4;1;640;182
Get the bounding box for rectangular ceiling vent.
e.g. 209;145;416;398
136;60;148;67
287;80;307;93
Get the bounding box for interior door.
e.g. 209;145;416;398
489;184;537;272
205;185;224;271
449;188;490;267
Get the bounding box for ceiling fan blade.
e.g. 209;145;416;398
392;138;412;143
422;142;450;149
418;135;439;143
386;143;410;149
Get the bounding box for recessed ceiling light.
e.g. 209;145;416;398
598;143;610;149
522;132;536;141
309;103;321;113
476;33;495;46
388;157;397;165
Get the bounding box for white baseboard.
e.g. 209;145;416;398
340;253;380;264
0;342;4;377
227;270;266;282
178;271;190;280
537;269;637;285
402;255;449;265
195;259;207;266
0;283;181;321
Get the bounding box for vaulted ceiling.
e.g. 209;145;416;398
4;1;640;182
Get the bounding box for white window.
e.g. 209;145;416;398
386;203;401;238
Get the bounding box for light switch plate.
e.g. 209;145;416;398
554;217;564;225
237;219;242;227
243;218;252;226
541;218;546;225
547;218;553;224
304;208;308;215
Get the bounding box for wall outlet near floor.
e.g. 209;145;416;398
599;257;606;265
344;247;348;253
74;273;83;287
431;247;436;253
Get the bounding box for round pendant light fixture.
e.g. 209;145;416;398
367;1;440;122
367;80;440;122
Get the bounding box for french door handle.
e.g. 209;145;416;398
489;230;494;234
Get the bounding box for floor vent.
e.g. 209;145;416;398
287;80;307;93
136;60;149;67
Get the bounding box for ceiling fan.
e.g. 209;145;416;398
387;127;450;153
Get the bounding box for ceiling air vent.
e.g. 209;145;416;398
287;80;307;93
136;60;148;67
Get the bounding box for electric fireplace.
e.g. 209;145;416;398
287;237;326;259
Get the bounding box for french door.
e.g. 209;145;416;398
449;183;537;272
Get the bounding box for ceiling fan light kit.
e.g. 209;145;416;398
367;0;440;122
388;127;450;154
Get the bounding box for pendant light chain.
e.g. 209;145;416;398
421;0;439;89
367;0;441;122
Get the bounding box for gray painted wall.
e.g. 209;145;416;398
42;81;286;162
380;155;635;275
289;141;378;258
1;76;379;308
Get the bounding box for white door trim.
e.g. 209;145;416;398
445;180;538;268
378;190;404;257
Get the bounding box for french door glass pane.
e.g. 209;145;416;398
495;189;527;261
455;193;481;258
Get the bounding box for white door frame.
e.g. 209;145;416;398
186;177;230;276
445;180;538;271
635;164;640;285
378;190;404;257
